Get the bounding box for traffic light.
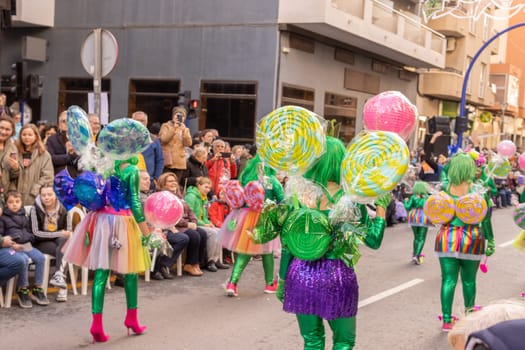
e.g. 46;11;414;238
27;74;44;99
0;74;16;94
189;99;199;111
12;61;25;99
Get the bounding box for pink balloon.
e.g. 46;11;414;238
244;181;265;210
224;180;245;209
497;140;516;158
519;153;525;171
363;91;417;140
144;191;184;228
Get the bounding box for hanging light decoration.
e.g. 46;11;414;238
422;0;525;22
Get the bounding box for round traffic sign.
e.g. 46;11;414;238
80;29;119;77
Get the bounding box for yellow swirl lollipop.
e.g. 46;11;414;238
423;191;455;224
456;193;487;225
341;130;409;203
256;106;325;174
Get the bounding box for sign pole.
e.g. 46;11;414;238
93;28;102;118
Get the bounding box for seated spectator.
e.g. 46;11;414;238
151;173;207;279
31;184;72;302
0;235;28;287
184;177;229;272
179;146;213;197
46;111;81;178
0;190;49;308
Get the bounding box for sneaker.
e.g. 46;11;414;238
17;288;33;309
411;256;420;265
151;271;164;280
50;270;67;289
206;261;218;272
161;266;174;280
31;287;50;306
56;288;68;302
226;282;238;297
264;280;278;294
442;322;454;332
418;254;425;264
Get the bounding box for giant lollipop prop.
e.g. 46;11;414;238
341;130;409;203
256;106;325;175
363;91;417;141
144;191;184;271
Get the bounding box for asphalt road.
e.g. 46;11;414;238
1;206;523;350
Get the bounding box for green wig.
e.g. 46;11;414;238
447;153;476;186
412;181;430;195
303;136;345;188
239;154;276;186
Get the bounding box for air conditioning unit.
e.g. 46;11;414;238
446;38;456;52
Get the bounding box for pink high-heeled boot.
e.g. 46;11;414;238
124;308;147;335
90;313;109;343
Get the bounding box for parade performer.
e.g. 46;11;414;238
424;153;490;332
254;136;391;349
404;181;431;265
57;107;152;343
223;154;284;297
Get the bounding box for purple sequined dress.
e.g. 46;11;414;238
283;257;358;320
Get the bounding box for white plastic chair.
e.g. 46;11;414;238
2;254;53;308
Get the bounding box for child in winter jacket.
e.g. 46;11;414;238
0;190;49;307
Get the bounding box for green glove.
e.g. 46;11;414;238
141;234;151;247
276;278;285;303
486;239;495;256
374;193;391;210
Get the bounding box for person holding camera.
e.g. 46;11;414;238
159;106;193;181
206;139;237;194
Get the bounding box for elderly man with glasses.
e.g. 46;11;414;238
45;110;81;177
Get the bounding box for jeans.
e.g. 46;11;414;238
0;248;28;286
156;231;189;272
19;248;46;287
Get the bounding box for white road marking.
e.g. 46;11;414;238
499;240;514;248
358;278;425;308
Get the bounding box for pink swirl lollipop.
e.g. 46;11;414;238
244;181;265;211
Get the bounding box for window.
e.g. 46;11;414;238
128;79;181;126
479;63;487;98
200;81;257;144
324;92;357;143
58;78;111;116
281;84;315;111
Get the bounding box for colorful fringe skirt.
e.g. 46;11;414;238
407;208;432;227
63;207;151;274
220;208;280;255
284;258;358;320
434;224;484;260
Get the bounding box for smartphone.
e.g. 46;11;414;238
221;152;232;158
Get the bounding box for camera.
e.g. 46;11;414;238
221;152;232;158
